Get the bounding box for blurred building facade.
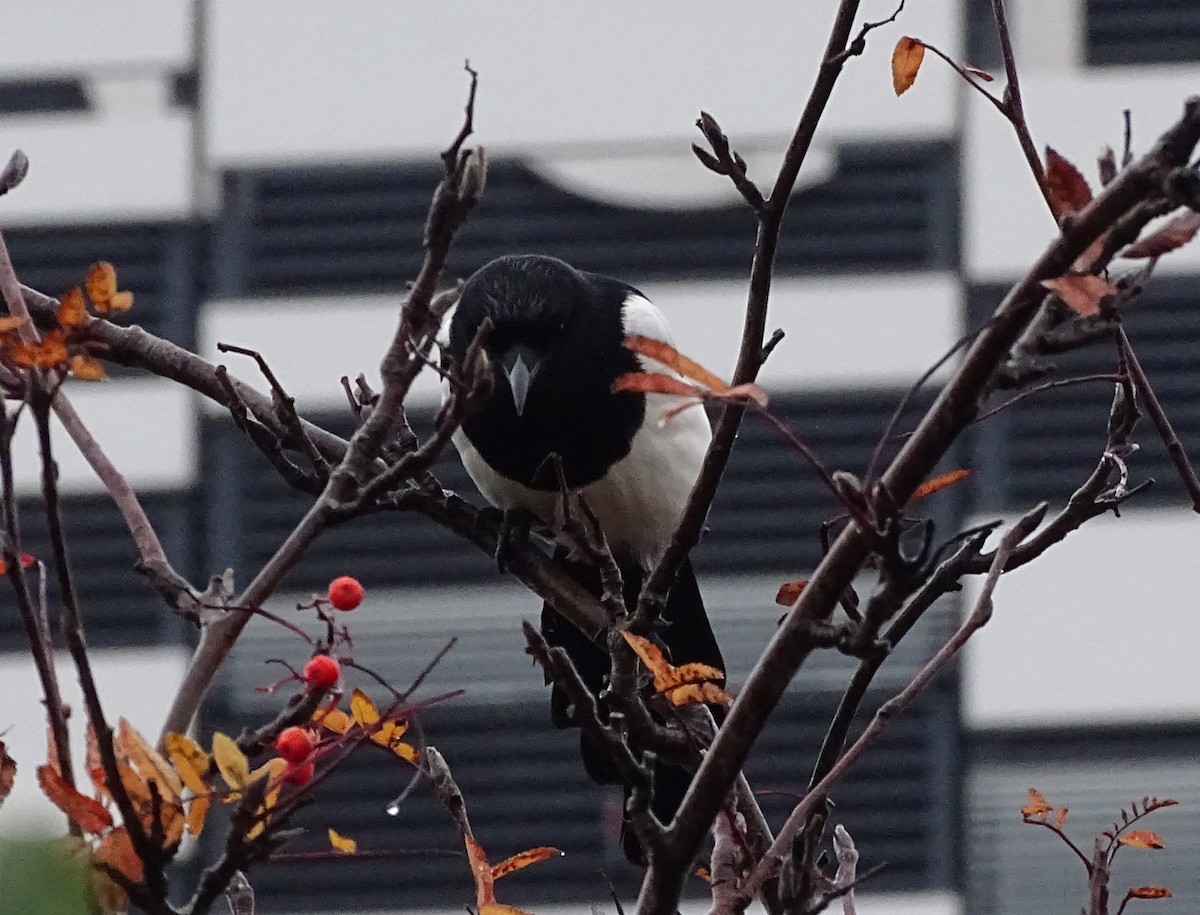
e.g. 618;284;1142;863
0;2;1198;912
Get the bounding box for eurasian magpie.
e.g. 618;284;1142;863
441;253;724;860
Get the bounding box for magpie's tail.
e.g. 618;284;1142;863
540;555;724;864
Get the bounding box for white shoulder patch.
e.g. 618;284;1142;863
622;293;686;375
621;294;675;345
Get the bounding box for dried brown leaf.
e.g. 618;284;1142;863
891;37;925;95
1021;787;1052;818
1040;274;1118;318
1118;830;1165;850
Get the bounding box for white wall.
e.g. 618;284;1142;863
962;511;1200;729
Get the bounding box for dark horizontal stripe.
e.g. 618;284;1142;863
0;77;88;115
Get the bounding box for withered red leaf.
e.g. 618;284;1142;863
1045;147;1094;217
1121;209;1200;259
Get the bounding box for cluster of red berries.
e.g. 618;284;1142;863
280;577;365;785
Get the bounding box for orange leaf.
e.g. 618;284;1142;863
105;290;134;313
891;37;925;95
1126;886;1172;899
491;846;562;880
185;793;210;837
1122;209;1200;259
350;689;380;728
620;631;672;683
163;732;210;795
613;371;703;399
666;682;733;707
328;828;358;854
312;706;352;735
1118;830;1165;850
1054;806;1068;828
661;661;726;691
95;826;144;883
0;315;28;334
1045;147;1094;217
479;906;533;915
86;262;118;310
466;834;496;907
58;288;88;328
0;740;14;811
118;718;182;801
8;330;68;368
37;764;113;834
695;865;713;882
69;355;106;381
1040;275;1118;318
623;335;729;392
909;469;972;503
724;382;769;408
1021;788;1052;818
775;579;807;607
211;732;249;791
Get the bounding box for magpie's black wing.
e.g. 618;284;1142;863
540;555;725;863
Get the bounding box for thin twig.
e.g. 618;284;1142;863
31;383;170;909
1116;324;1200;511
736;507;1044;903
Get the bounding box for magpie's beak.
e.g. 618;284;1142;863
499;344;542;417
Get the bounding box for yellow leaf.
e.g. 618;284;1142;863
1021;788;1052;818
350;689;380;728
1118;830;1165;850
186;794;210;837
312;706;351;735
57;288;88;328
328;828;358;854
86;262;117;309
479;906;534;915
393;742;419;764
164;732;210;794
118;718;183;801
69;355;106;381
491;846;562;880
211;732;249;791
891;36;925;95
371;718;410;750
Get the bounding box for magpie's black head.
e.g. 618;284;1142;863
447;254;645;490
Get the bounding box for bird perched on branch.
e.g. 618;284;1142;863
440;253;724;861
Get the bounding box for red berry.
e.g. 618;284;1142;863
285;760;315;786
327;576;364;611
275;726;314;764
303;655;340;691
